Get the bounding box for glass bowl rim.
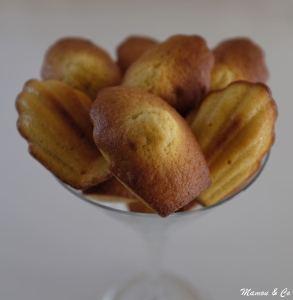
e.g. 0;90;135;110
60;153;270;218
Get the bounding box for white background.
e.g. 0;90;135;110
0;0;292;299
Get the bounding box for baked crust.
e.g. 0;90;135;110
211;37;269;90
90;86;210;216
187;81;277;206
41;37;121;99
117;35;158;73
16;79;110;189
123;34;214;114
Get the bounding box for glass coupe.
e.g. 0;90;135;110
61;154;269;300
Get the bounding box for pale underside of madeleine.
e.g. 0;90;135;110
187;81;277;206
16;79;110;189
211;38;269;91
117;35;158;73
41;37;121;99
123;34;214;114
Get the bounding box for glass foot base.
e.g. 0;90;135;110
102;273;202;300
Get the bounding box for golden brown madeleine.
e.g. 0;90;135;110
187;81;277;206
123;35;214;114
16;79;110;189
41;37;121;99
117;35;158;73
211;38;269;91
90;86;210;217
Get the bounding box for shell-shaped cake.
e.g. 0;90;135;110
90;86;210;216
41;37;121;99
123;35;214;114
117;35;158;73
211;38;269;91
16;80;110;189
187;81;277;206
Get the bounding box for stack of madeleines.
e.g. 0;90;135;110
16;34;277;217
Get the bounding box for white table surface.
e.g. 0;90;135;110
0;0;292;299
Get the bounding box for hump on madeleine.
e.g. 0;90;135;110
211;37;269;91
90;86;210;216
16;79;110;189
187;81;277;206
117;35;158;73
41;37;121;99
123;34;214;114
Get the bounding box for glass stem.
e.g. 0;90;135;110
138;222;168;281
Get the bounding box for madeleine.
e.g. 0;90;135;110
16;80;110;189
117;35;158;73
187;81;277;206
211;38;269;90
41;37;121;99
123;35;214;114
90;86;210;216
